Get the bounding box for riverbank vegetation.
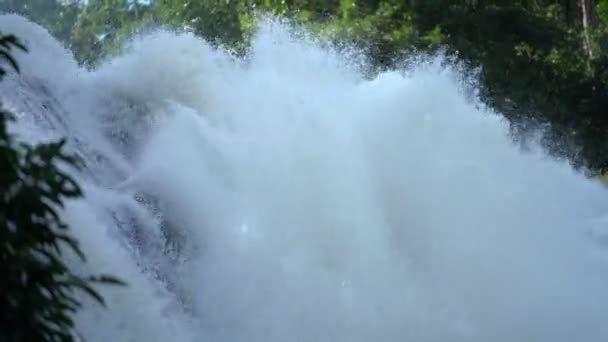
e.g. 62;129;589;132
3;1;608;168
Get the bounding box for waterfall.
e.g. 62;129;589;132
2;14;608;342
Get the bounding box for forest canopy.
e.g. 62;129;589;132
3;0;607;175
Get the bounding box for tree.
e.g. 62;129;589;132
154;0;244;47
0;0;80;42
57;0;608;173
395;1;608;173
0;32;124;341
580;0;595;57
70;0;152;65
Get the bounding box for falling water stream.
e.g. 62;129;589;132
2;14;608;342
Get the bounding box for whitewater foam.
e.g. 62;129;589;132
1;14;608;342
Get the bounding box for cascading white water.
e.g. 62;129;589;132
2;13;608;342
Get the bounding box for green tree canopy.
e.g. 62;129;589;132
0;0;80;42
19;0;608;172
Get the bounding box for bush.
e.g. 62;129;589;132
0;32;124;342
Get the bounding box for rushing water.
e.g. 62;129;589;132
2;14;608;342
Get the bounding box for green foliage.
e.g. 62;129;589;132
0;33;25;77
0;0;80;42
599;0;608;27
71;0;151;65
23;0;608;173
0;33;124;341
402;1;608;173
154;0;243;47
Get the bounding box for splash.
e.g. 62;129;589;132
2;14;608;342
